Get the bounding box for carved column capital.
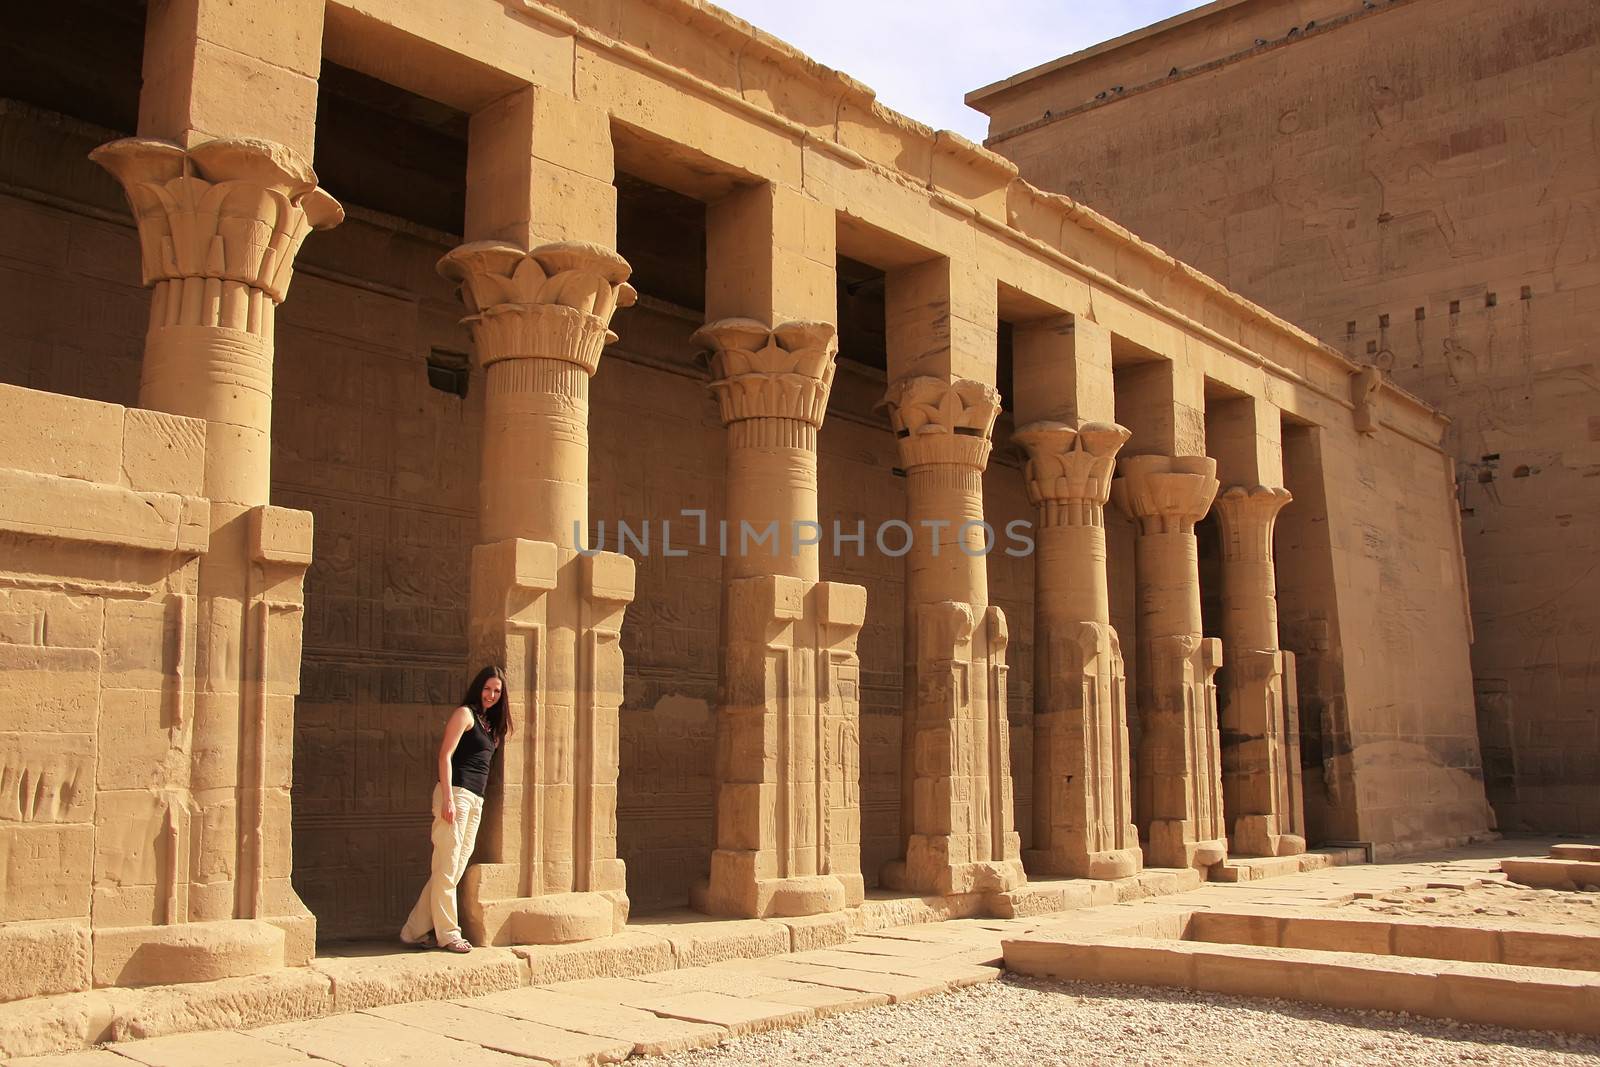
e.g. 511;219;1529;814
694;318;838;427
883;376;1001;472
1013;420;1130;527
438;240;638;375
1111;454;1219;534
1214;485;1293;563
91;137;343;330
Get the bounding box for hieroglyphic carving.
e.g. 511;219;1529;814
1112;454;1227;870
1015;420;1141;879
445;236;640;946
880;375;1023;897
1214;485;1306;857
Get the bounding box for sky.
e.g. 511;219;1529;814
711;0;1202;142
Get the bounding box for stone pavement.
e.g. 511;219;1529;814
3;838;1581;1067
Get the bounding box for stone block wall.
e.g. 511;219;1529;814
0;383;208;1001
975;0;1600;834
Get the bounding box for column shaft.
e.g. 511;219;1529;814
694;318;865;917
1017;422;1141;879
443;240;638;945
881;377;1024;897
1215;485;1307;858
92;135;339;966
1112;454;1228;870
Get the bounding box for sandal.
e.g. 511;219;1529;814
400;933;435;950
442;938;472;954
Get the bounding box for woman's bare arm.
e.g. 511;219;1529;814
436;706;473;823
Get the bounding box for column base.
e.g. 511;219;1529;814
1232;816;1308;858
1146;821;1228;870
462;863;629;946
91;918;298;988
880;847;1026;897
1023;843;1143;881
691;854;864;918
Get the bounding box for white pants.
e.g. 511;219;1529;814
399;784;484;945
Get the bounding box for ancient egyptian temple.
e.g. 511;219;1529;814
0;0;1492;1004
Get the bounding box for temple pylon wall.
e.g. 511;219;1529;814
0;0;1490;1007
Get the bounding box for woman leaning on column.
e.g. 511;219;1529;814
399;665;509;952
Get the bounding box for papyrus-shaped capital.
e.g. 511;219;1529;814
1214;485;1293;563
695;318;839;427
1111;454;1220;534
883;376;1001;471
1014;420;1130;525
439;240;638;375
91;137;343;305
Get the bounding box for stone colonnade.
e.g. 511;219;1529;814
81;48;1311;966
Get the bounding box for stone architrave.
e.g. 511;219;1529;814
440;241;639;945
1214;485;1307;858
691;320;867;918
1014;421;1142;879
90;136;341;975
880;377;1026;897
1111;454;1227;871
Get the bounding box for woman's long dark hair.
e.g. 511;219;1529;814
462;665;511;742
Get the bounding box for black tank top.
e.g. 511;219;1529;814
450;709;499;797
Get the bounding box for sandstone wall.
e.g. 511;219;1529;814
0;108;1041;936
0;382;208;1000
979;0;1599;833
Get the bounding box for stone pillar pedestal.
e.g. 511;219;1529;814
1111;454;1227;871
1014;422;1142;880
441;241;639;945
1214;485;1306;858
880;378;1025;897
690;320;866;917
90;136;340;977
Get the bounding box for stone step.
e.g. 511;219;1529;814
1211;849;1353;883
1549;843;1600;862
1501;857;1600;890
1000;931;1600;1037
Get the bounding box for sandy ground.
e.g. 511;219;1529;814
649;975;1600;1067
1338;880;1600;931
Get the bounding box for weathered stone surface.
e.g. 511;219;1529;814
629;915;790;968
310;950;526;1012
108;969;334;1043
0;0;1501;1035
515;931;674;984
365;1000;631;1066
0;921;91;1002
974;0;1537;842
250;1011;532;1066
108;1030;311;1066
464;988;727;1057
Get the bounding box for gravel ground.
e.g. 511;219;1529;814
1339;881;1600;930
647;975;1600;1067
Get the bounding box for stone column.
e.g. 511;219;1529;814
880;376;1025;896
692;320;866;917
1014;422;1141;879
1111;455;1227;870
442;240;638;945
91;136;341;971
1214;485;1306;857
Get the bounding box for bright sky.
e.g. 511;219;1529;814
712;0;1202;142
